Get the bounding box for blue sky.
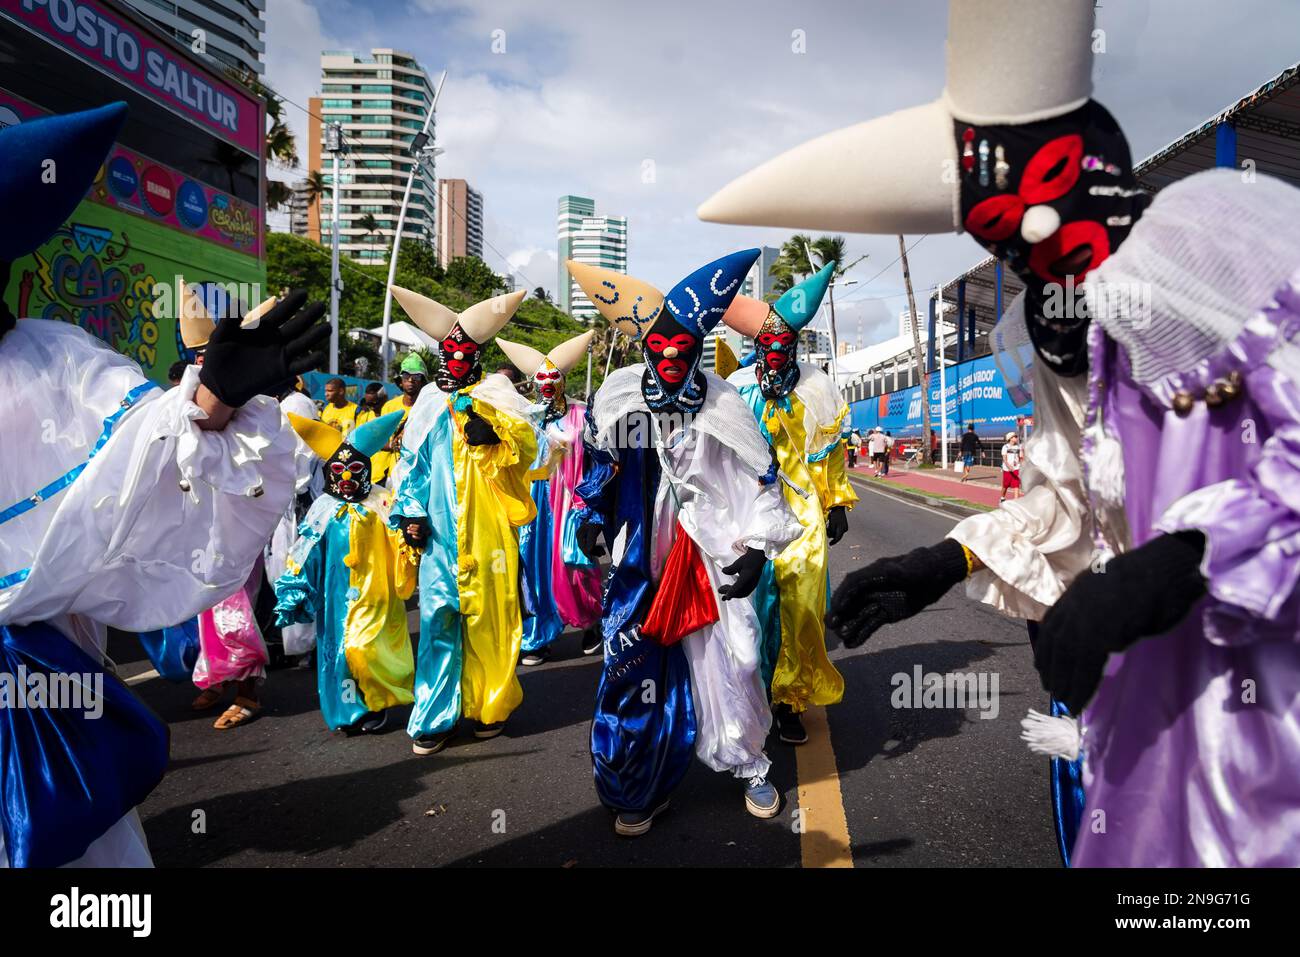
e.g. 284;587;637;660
265;0;1300;347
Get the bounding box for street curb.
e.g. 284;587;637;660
848;472;986;519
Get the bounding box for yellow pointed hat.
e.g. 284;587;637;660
565;261;664;340
714;337;740;379
286;412;345;462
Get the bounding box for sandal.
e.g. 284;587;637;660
213;696;262;730
191;686;225;711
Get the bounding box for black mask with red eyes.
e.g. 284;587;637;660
435;322;483;392
956;100;1149;376
640;311;706;413
325;443;372;503
755;309;800;399
534;364;568;423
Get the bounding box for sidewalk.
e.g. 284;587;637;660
848;460;1006;512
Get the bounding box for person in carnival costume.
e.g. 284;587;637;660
386;285;539;754
568;251;802;836
701;0;1300;867
0;103;328;866
719;263;857;745
180;287;280;728
495;329;604;664
273;410;418;733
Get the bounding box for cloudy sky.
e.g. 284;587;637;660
265;0;1300;347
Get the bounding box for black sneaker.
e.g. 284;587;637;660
774;703;809;745
412;729;454;755
473;721;505;739
581;629;602;656
614;799;670;837
358;709;388;734
520;647;549;666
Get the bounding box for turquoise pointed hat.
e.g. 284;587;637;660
350;409;405;458
773;260;835;331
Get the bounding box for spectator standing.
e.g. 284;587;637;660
959;424;980;482
882;431;894;476
868;427;888;476
1000;431;1022;504
319;376;358;436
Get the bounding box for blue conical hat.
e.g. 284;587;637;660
662;248;760;337
773;260;835;330
0;102;127;262
350;410;405;457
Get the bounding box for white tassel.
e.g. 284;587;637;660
1020;709;1082;760
1085;417;1126;509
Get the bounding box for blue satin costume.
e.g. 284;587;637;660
392;402;463;739
574;411;697;814
520;436;564;653
137;618;200;683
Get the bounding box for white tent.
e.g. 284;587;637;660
354;321;438;352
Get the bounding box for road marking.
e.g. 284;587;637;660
849;474;961;524
795;705;853;868
124;668;160;687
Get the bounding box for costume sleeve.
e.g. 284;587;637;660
675;434;802;565
810;438;858;513
466;400;538;528
9;365;296;631
273;528;326;626
389;422;434;523
1156;359;1300;644
947;364;1096;621
573;407;615;528
389;526;420;602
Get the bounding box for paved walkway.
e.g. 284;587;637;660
849;461;1007;510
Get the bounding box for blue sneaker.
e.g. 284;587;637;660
744;775;780;818
614;799;670;837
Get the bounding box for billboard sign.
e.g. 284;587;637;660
849;353;1032;438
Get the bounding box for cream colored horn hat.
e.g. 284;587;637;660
389;285;527;344
697;0;1096;234
497;329;596;378
179;280;277;349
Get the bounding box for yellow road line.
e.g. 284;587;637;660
795;705;853;868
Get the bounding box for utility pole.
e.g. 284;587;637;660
937;284;949;472
898;235;931;464
325;121;344;374
379;70;447;377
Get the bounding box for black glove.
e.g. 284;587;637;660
1035;531;1205;713
719;547;766;601
826;538;968;647
462;409;501;446
396;516;429;550
576;521;605;560
826;505;849;546
198;290;328;408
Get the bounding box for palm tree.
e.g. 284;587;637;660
357;213;380;261
304;169;327;243
532;286;552;304
898;235;932;464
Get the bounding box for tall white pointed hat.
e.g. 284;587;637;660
697;0;1096;234
179;279;278;349
389;285;527;343
497;329;596;378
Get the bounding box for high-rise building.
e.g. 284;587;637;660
740;245;780;300
556;195;627;321
285;178;311;238
121;0;266;77
436;179;484;268
312;49;436;263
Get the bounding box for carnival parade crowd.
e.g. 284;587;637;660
1;0;1298;870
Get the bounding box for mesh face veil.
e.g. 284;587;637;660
755;308;801;399
956;100;1149;376
435;322;483;392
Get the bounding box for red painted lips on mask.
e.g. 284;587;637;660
765;353;788;370
446;358;471;379
1028;219;1109;283
657;358;687;382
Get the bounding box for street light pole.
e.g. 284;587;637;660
325;121;344;374
379;69;447;377
937;285;949;471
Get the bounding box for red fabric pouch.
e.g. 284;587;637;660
640;521;719;646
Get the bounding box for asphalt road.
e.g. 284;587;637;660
123;477;1060;868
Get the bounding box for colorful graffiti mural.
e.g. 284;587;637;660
4;201;264;384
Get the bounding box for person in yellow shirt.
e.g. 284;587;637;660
353;383;386;427
372;355;428;483
319;377;358;436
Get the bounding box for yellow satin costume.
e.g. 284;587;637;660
751;388;857;712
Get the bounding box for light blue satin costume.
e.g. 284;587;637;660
520;424;564;652
390;399;463;739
